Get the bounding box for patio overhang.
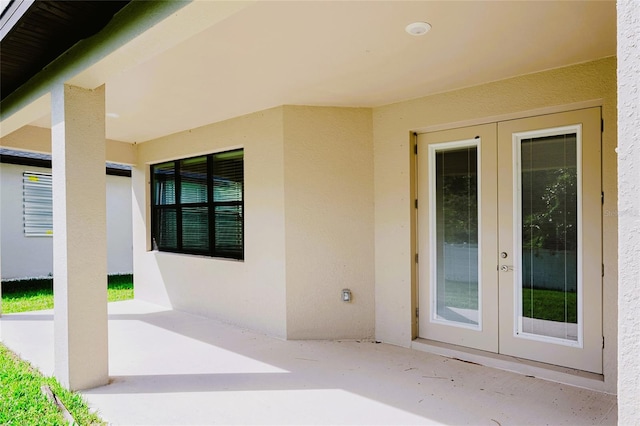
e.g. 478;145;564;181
1;1;616;143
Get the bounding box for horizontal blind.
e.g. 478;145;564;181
153;161;176;205
180;156;208;204
150;149;244;259
213;150;243;203
23;171;53;236
213;150;243;258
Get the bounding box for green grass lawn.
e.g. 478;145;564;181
522;287;577;323
440;280;479;310
441;280;577;323
0;344;106;425
1;274;133;314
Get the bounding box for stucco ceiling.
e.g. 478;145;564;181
29;0;616;143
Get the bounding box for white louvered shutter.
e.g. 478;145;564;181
23;171;53;236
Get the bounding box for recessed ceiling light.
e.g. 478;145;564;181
106;112;120;118
405;22;431;36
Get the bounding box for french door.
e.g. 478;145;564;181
417;108;602;373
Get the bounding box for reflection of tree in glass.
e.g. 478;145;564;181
523;168;577;252
442;174;478;245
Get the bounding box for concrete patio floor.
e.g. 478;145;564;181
1;300;617;425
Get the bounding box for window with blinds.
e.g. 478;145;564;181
151;149;244;260
23;171;53;236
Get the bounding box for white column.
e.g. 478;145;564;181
617;0;640;423
51;84;108;390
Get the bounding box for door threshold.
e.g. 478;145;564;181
411;338;609;393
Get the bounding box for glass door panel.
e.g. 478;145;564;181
434;146;479;327
519;133;579;342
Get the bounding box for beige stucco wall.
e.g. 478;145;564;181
617;0;639;420
283;106;375;340
373;57;617;392
133;107;288;338
133;105;376;340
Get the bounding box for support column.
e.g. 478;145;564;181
52;84;108;390
617;0;640;423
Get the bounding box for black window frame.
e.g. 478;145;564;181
150;149;244;260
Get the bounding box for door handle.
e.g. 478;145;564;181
500;265;514;272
